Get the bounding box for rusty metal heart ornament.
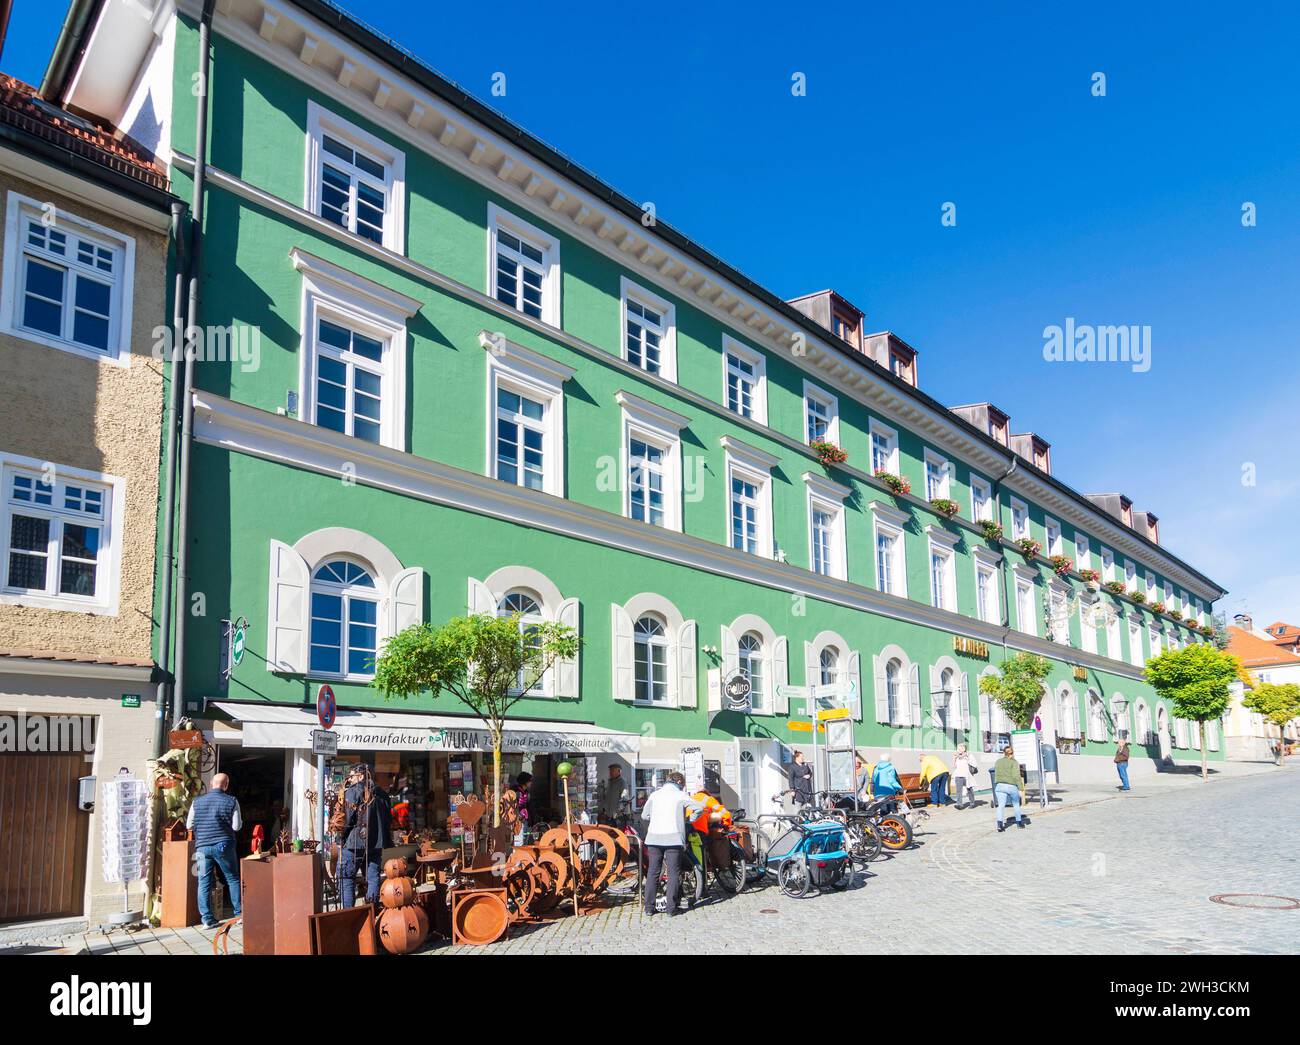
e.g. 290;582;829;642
455;798;487;829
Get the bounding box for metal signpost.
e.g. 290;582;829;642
775;681;857;796
1011;727;1049;808
315;684;337;842
218;615;248;695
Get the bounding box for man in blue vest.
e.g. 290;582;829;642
186;772;243;928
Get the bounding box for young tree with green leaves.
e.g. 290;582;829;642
979;652;1052;729
1143;643;1237;781
372;613;580;826
1241;682;1300;765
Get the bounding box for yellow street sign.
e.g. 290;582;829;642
817;707;851;721
788;721;825;733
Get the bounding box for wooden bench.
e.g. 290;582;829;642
895;773;932;805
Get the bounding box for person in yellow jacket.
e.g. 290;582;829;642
690;790;733;834
917;752;952;809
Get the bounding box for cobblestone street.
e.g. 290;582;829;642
15;766;1296;957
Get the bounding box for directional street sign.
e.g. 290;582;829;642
788;721;824;733
817;707;852;721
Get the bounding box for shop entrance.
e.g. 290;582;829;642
217;747;287;853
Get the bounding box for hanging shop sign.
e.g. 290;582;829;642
722;671;752;712
1073;665;1088;682
953;636;989;659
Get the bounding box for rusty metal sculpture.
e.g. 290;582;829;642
374;855;430;954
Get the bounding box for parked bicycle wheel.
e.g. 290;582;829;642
778;856;810;898
714;854;747;894
877;813;913;850
846;820;883;862
654;862;705;911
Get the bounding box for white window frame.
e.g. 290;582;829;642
1149;623;1162;657
292;250;418;453
926;525;959;612
722;437;777;559
1075;532;1090;571
617;391;687;532
1129;618;1144;667
970;473;993;522
1;192;135;365
1013;565;1037;637
487;203;561;327
0;453;123;615
1145;570;1157;598
1047;579;1071;645
923;450;951;501
802;380;839;447
1044;516;1062;557
973;546;1002;625
1125;560;1137;591
1100;547;1115;583
1011;498;1030;540
305;101;406;253
870;500;909;598
308;557;383;682
1078;595;1098;654
868;418;899;475
1106;609;1122;661
804;472;849;581
618;276;677;382
481;332;575;497
722;335;767;424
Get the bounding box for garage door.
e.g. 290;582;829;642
0;742;91;923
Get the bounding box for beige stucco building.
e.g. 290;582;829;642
0;74;176;930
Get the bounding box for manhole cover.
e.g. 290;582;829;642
760;909;779;915
1065;830;1081;834
1209;893;1300;910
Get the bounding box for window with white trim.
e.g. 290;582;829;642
818;646;840;687
1087;691;1108;741
869;419;898;475
312;319;386;443
1075;532;1090;571
483;335;573;497
634;614;670;705
309;559;379;679
1106;611;1121;661
1100;547;1115;583
1129;618;1144;666
927;528;958;612
619;278;677;381
618;391;686;532
1148;623;1161;657
2;462;115;611
2;193;134;362
738;632;768;713
805;473;848;581
723;337;766;423
1015;571;1036;636
975;557;1000;624
804;382;838;446
1011;498;1030;540
724;438;775;558
628;437;667;527
871;502;908;598
488;204;561;326
885;657;905;724
970;474;992;522
1045;517;1062;557
1125;560;1137;591
1145;570;1157;598
924;451;951;501
498;590;547;695
1079;599;1097;654
306;102;405;252
1047;582;1069;644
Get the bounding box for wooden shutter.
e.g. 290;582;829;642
467;576;496;616
555;596;580;699
389;567;424;636
908;662;922;728
773;637;790;715
267;540;309;673
873;655;888;724
958;671;971;729
611;603;634;703
677;619;698;709
803;641;818;691
847;651;862;721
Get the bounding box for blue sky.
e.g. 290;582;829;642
6;0;1298;624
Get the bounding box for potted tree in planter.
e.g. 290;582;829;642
1144;644;1238;781
929;497;960;519
810;438;847;467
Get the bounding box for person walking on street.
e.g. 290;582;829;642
993;745;1026;832
952;743;980;809
640;772;704;916
1114;739;1131;791
339;765;392;907
186;772;243;928
789;750;814;808
918;752;952;809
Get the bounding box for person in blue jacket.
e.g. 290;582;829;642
871;753;904;810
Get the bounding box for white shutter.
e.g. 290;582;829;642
715;625;738;712
958;671;970;729
468;576;495;616
773;637;789;715
611;603;634;703
908;662;921;729
928;664;941;727
677;619;698;709
267;540;309;674
1071;696;1082;741
980;687;990;737
873;654;888;724
803;641;818;691
389;567;424;636
847;651;862;721
555;596;580;699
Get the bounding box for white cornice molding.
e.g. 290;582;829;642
615;390;690;433
924;524;961;549
720;435;779;473
190;389;1156;682
289;247;422;318
801;471;851;503
868;500;910;528
971;544;1003;566
477;329;575;388
0;658;154;682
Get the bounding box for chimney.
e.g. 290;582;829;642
1009;432;1052;474
863;331;919;387
1133;509;1159;544
1234;613;1253;633
950;403;1010;447
787;290;864;351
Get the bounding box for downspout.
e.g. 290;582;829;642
992;456;1019;651
172;0;216;728
153;199;189;757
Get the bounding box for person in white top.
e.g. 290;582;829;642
640;772;704;916
952;743;980;810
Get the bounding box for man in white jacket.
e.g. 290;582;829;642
640;772;705;916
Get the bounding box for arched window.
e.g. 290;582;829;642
739;632;766;712
634;614;669;704
1136;701;1152;746
309;559;379;678
819;646;840;688
499;590;544;693
885;658;903;723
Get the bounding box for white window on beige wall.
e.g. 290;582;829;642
1;453;123;615
1;192;136;365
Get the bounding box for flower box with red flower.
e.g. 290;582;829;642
978;519;1004;542
1049;555;1073;577
874;470;911;496
1015;538;1041;559
810;438;847;466
929;497;960;519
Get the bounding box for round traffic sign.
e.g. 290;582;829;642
317;684;336;730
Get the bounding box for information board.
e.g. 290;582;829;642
101;774;149;885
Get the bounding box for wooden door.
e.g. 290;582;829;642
0;743;90;922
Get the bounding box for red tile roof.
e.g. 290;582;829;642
0;74;167;191
0;647;155;669
1263;621;1300;645
1226;626;1300;668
